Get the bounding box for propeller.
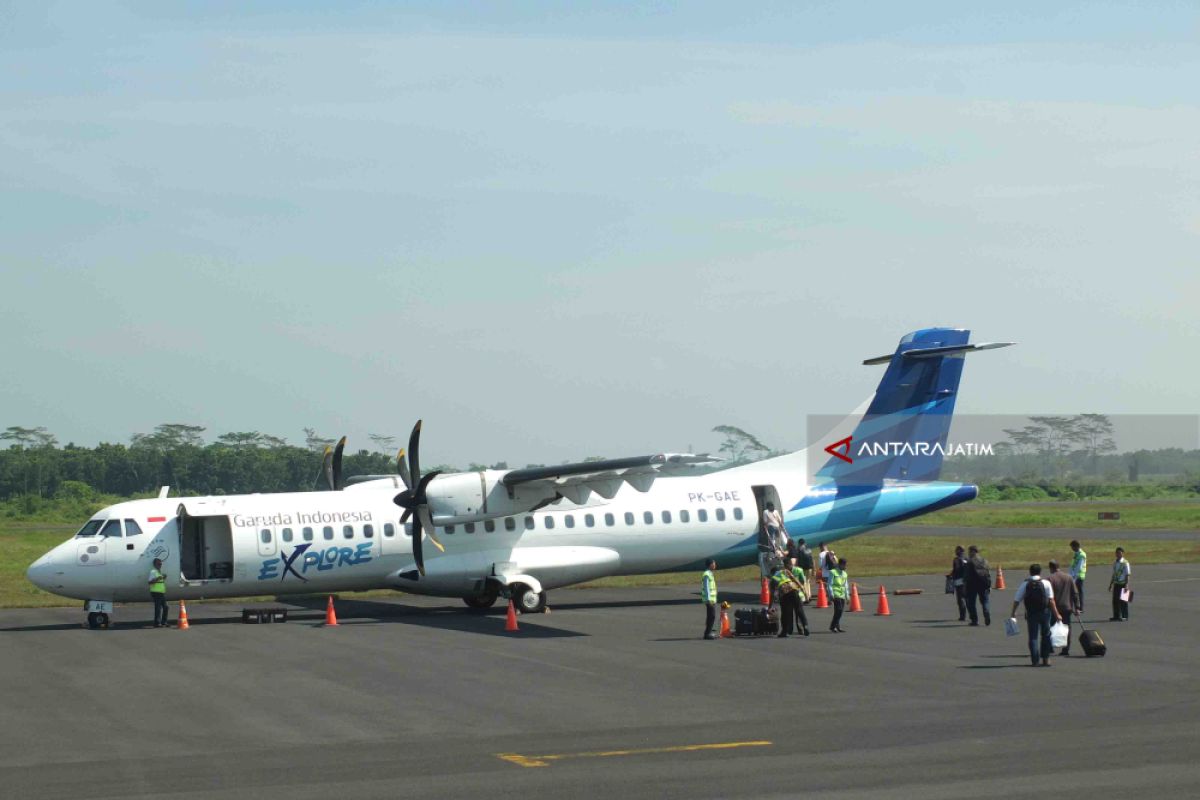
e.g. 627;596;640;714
322;436;347;491
393;420;444;575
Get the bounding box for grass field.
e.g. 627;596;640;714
6;518;1198;608
910;500;1200;529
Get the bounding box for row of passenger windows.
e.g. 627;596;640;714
445;506;744;535
258;507;747;544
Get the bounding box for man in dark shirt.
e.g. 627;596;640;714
1046;560;1079;656
963;545;992;626
947;545;968;621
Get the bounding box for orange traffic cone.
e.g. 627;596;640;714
875;585;892;616
323;595;339;626
505;599;520;632
176;599;190;630
816;580;829;609
995;566;1006;590
760;578;771;605
849;583;863;612
719;607;732;638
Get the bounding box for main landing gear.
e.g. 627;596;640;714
462;584;548;614
462;588;499;611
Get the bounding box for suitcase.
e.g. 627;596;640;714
1079;629;1106;657
753;607;780;636
734;609;756;636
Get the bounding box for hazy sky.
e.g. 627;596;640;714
2;2;1197;466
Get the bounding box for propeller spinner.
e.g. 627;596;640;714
393;420;444;575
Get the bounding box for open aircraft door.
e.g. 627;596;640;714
176;502;236;584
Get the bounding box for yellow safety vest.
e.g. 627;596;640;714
150;569;166;594
1072;549;1087;579
701;570;718;603
829;569;849;600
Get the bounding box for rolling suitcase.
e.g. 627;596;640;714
1079;629;1106;657
753;607;780;636
734;608;756;636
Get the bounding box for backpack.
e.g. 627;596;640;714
796;548;814;569
972;557;992;588
1024;578;1047;613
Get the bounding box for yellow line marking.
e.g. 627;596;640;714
496;740;773;768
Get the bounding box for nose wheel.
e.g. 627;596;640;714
86;612;110;630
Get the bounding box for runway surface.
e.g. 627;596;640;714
890;524;1197;540
3;564;1199;799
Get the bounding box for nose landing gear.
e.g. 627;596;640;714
86;612;110;630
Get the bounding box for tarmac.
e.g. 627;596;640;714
2;563;1198;799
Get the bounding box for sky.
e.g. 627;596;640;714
1;2;1198;466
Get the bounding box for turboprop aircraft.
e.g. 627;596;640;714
27;327;1011;629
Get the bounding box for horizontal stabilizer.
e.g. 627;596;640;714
862;341;1015;366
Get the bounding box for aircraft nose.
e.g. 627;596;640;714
26;551;57;591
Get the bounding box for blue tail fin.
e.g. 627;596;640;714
818;328;972;484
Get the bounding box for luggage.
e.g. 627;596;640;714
1079;628;1106;657
734;608;756;636
761;607;780;635
734;607;779;636
1050;621;1069;648
1004;617;1020;637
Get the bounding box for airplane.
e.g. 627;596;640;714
27;327;1012;629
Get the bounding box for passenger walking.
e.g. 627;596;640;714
820;546;837;602
947;545;968;621
828;557;849;633
1109;547;1131;621
701;558;719;639
1009;564;1062;667
1069;540;1088;614
1046;559;1079;656
788;557;811;635
762;502;787;558
963;545;992;626
149;557;169;628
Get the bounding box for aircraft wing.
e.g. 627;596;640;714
500;453;720;504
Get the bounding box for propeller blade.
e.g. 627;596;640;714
411;510;425;576
418;506;444;552
399;508;412;525
396;448;412;490
407;420;423;486
322;445;335;491
331;436;347;491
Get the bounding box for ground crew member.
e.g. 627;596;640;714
701;558;719;639
1109;547;1131;621
1069;540;1087;614
1046;559;1079;656
947;545;968;621
793;538;814;602
149;557;168;628
771;563;804;638
788;557;811;636
1009;564;1062;667
828;557;849;633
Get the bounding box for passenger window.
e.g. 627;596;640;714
445;525;455;534
680;510;690;523
99;519;122;538
643;511;654;525
585;514;595;527
282;528;294;542
403;522;413;537
662;510;672;524
545;517;555;530
505;517;516;532
124;519;143;537
716;508;726;522
625;512;634;525
343;525;354;539
383;523;395;538
260;529;272;544
303;527;314;541
465;522;476;534
323;526;334;540
605;513;615;526
565;515;575;529
524;516;535;530
734;508;744;521
363;524;374;539
484;519;495;533
698;509;708;522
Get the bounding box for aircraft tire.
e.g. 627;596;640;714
86;612;109;630
462;591;498;610
513;585;547;614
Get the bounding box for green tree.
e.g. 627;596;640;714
711;425;770;465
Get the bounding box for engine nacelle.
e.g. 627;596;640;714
426;471;557;525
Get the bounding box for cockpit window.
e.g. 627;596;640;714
125;519;144;537
99;519;122;538
75;520;104;538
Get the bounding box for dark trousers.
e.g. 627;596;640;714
1075;578;1085;612
1112;584;1129;620
1060;613;1072;655
830;597;845;631
151;592;168;626
794;594;809;633
965;586;991;624
954;585;966;620
1026;609;1052;664
779;593;795;635
704;602;716;637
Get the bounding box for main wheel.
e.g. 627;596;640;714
513;585;547;614
462;590;498;610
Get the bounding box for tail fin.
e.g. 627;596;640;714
816;328;1011;484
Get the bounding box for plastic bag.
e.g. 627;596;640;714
1050;621;1069;648
1005;617;1020;637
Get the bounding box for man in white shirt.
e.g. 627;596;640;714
1108;547;1132;621
759;503;787;578
1009;563;1062;667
